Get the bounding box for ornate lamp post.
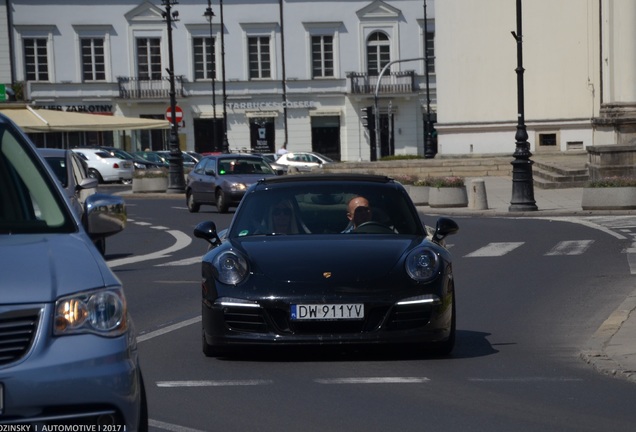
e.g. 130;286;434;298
509;0;537;211
162;0;185;193
204;0;217;152
423;0;436;159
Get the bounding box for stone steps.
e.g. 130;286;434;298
322;153;590;189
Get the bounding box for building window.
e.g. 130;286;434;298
539;133;557;147
136;38;162;80
312;35;334;78
193;37;215;80
425;30;435;74
24;38;49;81
366;31;390;76
248;36;271;79
81;38;106;81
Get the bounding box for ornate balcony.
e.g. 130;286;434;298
117;76;185;99
347;70;416;95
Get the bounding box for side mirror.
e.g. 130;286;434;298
194;220;222;247
432;217;459;243
77;177;98;191
84;193;127;239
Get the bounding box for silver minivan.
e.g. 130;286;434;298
0;114;147;429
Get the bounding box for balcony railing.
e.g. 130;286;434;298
117;76;185;99
347;70;416;95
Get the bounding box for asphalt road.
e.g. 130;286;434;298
105;195;636;432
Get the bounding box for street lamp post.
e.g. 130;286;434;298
374;57;424;161
423;0;436;159
509;0;537;211
162;0;185;193
219;0;229;152
204;1;217;152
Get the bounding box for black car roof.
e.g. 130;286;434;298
257;173;393;186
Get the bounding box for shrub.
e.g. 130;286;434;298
586;176;636;188
133;168;169;179
426;176;465;188
392;173;418;185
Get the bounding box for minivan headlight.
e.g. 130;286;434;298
54;288;127;337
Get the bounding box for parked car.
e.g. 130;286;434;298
97;146;165;170
186;154;280;213
255;152;289;173
72;148;134;184
193;173;459;357
157;150;199;168
0;113;147;429
275;151;335;172
134;150;169;167
38;148;126;255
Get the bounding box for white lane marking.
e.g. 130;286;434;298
468;377;583;383
135;221;152;226
465;242;524;257
152;225;169;230
108;230;192;268
156;256;201;267
149;419;207;432
545;240;594;256
137;316;201;343
315;377;430;384
554;216;628;240
157;380;273;387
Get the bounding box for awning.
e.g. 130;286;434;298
0;105;170;132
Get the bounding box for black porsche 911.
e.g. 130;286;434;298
194;173;459;357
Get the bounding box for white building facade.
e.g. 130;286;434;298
5;0;436;161
435;0;636;155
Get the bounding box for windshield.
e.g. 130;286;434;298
0;124;75;234
229;182;423;237
218;158;276;175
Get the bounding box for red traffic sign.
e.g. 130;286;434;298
165;105;183;122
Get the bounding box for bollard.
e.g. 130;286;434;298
470;178;489;210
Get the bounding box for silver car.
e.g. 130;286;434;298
0;114;147;429
38;148;127;255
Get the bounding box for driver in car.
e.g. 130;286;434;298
342;196;372;233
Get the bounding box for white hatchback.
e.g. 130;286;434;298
73;148;134;184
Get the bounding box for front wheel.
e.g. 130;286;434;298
216;189;229;213
88;168;103;183
186;190;200;213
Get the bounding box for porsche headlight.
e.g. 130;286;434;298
54;288;127;337
405;248;440;282
212;250;249;285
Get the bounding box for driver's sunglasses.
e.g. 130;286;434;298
272;208;292;216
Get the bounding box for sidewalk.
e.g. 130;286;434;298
418;176;636;384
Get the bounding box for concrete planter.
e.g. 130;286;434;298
406;185;430;205
429;186;468;208
581;187;636;210
132;176;168;193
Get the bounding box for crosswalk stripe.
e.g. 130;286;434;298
545;240;594;256
465;242;524;257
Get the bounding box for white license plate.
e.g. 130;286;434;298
291;304;364;320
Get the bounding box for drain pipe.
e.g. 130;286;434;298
279;0;288;150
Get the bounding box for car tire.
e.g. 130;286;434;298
88;168;103;183
138;372;149;432
186;190;200;213
94;237;106;255
202;329;226;357
121;178;132;185
216;189;229;213
430;290;456;356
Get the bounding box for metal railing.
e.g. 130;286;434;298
347;70;415;94
117;76;185;99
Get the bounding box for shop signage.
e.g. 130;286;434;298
33;104;114;114
227;101;318;110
